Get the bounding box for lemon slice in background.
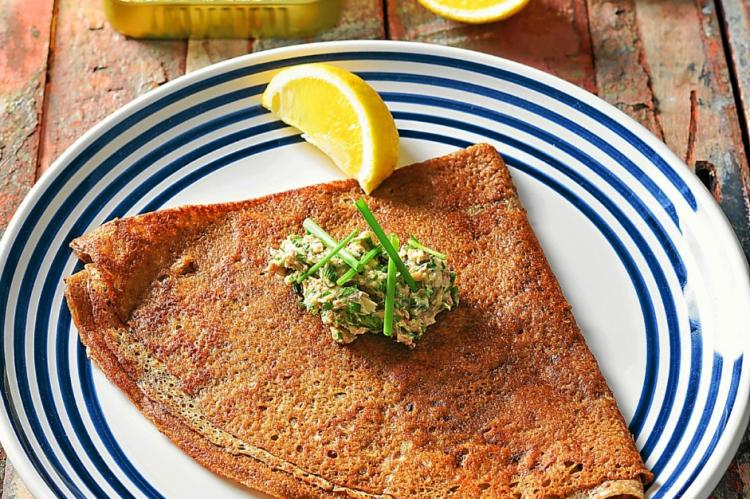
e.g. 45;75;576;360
261;63;399;194
418;0;530;23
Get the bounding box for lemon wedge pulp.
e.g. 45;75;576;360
261;63;399;194
418;0;529;23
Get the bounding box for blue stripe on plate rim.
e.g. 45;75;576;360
0;41;746;498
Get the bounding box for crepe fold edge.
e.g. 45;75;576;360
65;254;646;499
64;144;649;498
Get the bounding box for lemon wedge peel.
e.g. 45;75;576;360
261;63;399;194
417;0;530;23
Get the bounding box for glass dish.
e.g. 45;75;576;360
103;0;341;38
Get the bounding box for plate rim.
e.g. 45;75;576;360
0;39;748;498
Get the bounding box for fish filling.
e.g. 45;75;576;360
267;230;458;347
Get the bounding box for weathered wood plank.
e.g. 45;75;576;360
587;0;662;136
386;0;596;91
714;436;750;498
253;0;384;52
716;0;750;262
588;0;750;260
0;444;6;493
186;39;251;74
719;0;750;149
638;0;750;258
2;461;32;499
36;0;187;175
0;0;54;235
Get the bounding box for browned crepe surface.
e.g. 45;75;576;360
65;144;652;498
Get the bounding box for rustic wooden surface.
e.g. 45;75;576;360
721;0;750;149
1;0;749;496
719;0;750;256
36;0;186;175
0;0;53;237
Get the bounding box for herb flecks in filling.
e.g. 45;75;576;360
267;221;458;348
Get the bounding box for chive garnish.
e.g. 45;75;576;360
336;245;382;286
407;236;446;260
302;218;360;270
296;229;358;283
384;234;399;337
353;199;418;292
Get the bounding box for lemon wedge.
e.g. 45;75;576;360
261;63;399;194
418;0;529;23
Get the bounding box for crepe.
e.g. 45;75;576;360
65;144;652;498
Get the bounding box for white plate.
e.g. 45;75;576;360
0;40;748;499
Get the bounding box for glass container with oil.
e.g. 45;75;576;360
104;0;342;39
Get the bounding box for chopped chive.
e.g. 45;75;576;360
296;230;358;283
336;245;382;286
384;234;399;337
302;218;360;270
321;265;338;284
354;199;418;292
407;236;446;260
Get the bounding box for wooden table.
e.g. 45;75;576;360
1;0;750;496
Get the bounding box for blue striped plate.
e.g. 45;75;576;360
0;41;748;498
